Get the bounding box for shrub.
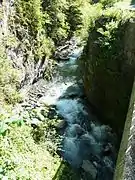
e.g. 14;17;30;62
0;44;20;105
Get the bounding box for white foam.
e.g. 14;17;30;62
39;82;74;105
56;99;87;123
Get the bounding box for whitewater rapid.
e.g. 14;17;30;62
36;46;118;180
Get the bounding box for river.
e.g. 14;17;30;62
25;41;118;180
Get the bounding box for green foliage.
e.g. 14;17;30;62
99;0;118;7
66;1;82;37
0;122;9;136
0;123;61;180
0;43;21;105
84;7;132;78
95;7;134;50
42;0;69;44
13;0;54;59
25;106;62;154
13;0;92;48
78;2;103;43
15;0;43;37
0;111;24;136
0;106;64;179
1;1;127;180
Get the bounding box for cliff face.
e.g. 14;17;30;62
81;9;135;134
0;0;53;101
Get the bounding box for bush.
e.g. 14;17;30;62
0;44;20;105
100;0;118;7
0;123;61;180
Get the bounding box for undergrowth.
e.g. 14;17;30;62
0;106;64;180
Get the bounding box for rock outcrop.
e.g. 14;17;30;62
81;11;135;134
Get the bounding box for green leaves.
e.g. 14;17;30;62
100;0;118;8
0;43;20;105
0;122;9;136
66;3;82;36
0;116;24;136
15;0;87;46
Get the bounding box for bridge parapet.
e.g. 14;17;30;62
114;78;135;180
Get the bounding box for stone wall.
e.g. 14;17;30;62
114;78;135;180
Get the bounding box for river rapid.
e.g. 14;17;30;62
24;40;118;180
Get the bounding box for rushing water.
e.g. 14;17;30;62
36;45;118;180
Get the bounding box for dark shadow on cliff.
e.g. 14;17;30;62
52;161;80;180
131;0;135;5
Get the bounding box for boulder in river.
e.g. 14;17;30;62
66;124;85;138
31;118;42;128
59;84;85;99
55;120;67;130
82;160;97;180
54;38;77;60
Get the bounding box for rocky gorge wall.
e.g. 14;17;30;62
81;9;135;135
80;6;135;180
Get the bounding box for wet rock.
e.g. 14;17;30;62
40;109;47;117
103;143;113;156
103;156;114;172
97;166;113;180
91;123;107;142
80;133;103;156
37;93;43;98
96;157;114;180
92;0;99;3
57;50;71;60
54;38;77;60
93;161;98;167
55;120;67;129
21;102;32;108
66;124;85;137
82;160;97;179
36;111;45;121
63;137;82;168
69;47;83;59
60;84;84;99
47;107;57;119
31;118;41;128
75;124;85;136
